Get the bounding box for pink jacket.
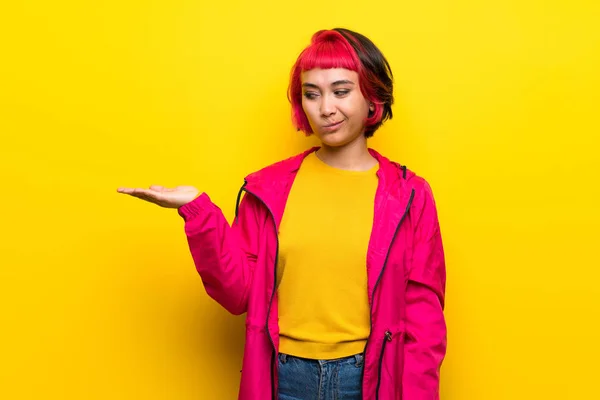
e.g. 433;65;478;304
178;147;447;399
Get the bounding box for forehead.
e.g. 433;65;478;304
300;68;359;85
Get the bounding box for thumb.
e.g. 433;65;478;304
149;185;166;192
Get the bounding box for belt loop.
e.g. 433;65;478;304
280;353;288;364
354;353;364;367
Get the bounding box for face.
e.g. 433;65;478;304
301;68;373;147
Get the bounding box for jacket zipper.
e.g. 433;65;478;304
240;183;279;400
239;182;414;399
361;188;415;397
375;330;393;399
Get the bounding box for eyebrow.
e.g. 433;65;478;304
302;80;356;89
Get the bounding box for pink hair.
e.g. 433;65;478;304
288;30;385;135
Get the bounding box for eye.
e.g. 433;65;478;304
334;90;350;97
303;92;318;100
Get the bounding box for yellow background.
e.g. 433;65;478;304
1;1;599;399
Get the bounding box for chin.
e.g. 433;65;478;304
319;137;347;148
317;131;360;148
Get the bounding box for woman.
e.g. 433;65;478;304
118;28;446;400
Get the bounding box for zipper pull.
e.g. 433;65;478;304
384;330;393;342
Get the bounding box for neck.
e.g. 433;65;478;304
316;136;377;171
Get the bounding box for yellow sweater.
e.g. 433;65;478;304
277;152;378;359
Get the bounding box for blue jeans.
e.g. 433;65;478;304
277;353;364;400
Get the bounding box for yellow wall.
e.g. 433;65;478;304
1;1;599;398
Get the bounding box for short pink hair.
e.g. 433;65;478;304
287;29;394;138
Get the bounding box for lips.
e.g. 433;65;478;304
322;120;345;132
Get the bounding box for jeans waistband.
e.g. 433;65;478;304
279;352;364;366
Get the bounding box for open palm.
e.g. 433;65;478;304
117;185;199;209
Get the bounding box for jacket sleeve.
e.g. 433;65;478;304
177;192;261;315
403;182;447;400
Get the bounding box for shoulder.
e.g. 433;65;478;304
378;157;442;234
400;168;440;226
373;148;433;195
375;150;437;213
404;169;435;197
244;147;316;183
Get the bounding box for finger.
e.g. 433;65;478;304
137;188;157;198
140;189;165;202
127;188;150;198
127;190;147;199
118;187;166;205
154;186;177;192
132;191;159;204
118;187;152;196
136;193;155;203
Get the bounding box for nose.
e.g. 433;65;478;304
320;95;336;117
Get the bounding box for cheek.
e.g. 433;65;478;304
357;96;370;114
342;96;369;119
355;101;371;121
301;100;317;123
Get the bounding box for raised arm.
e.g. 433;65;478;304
117;185;261;315
177;192;262;315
